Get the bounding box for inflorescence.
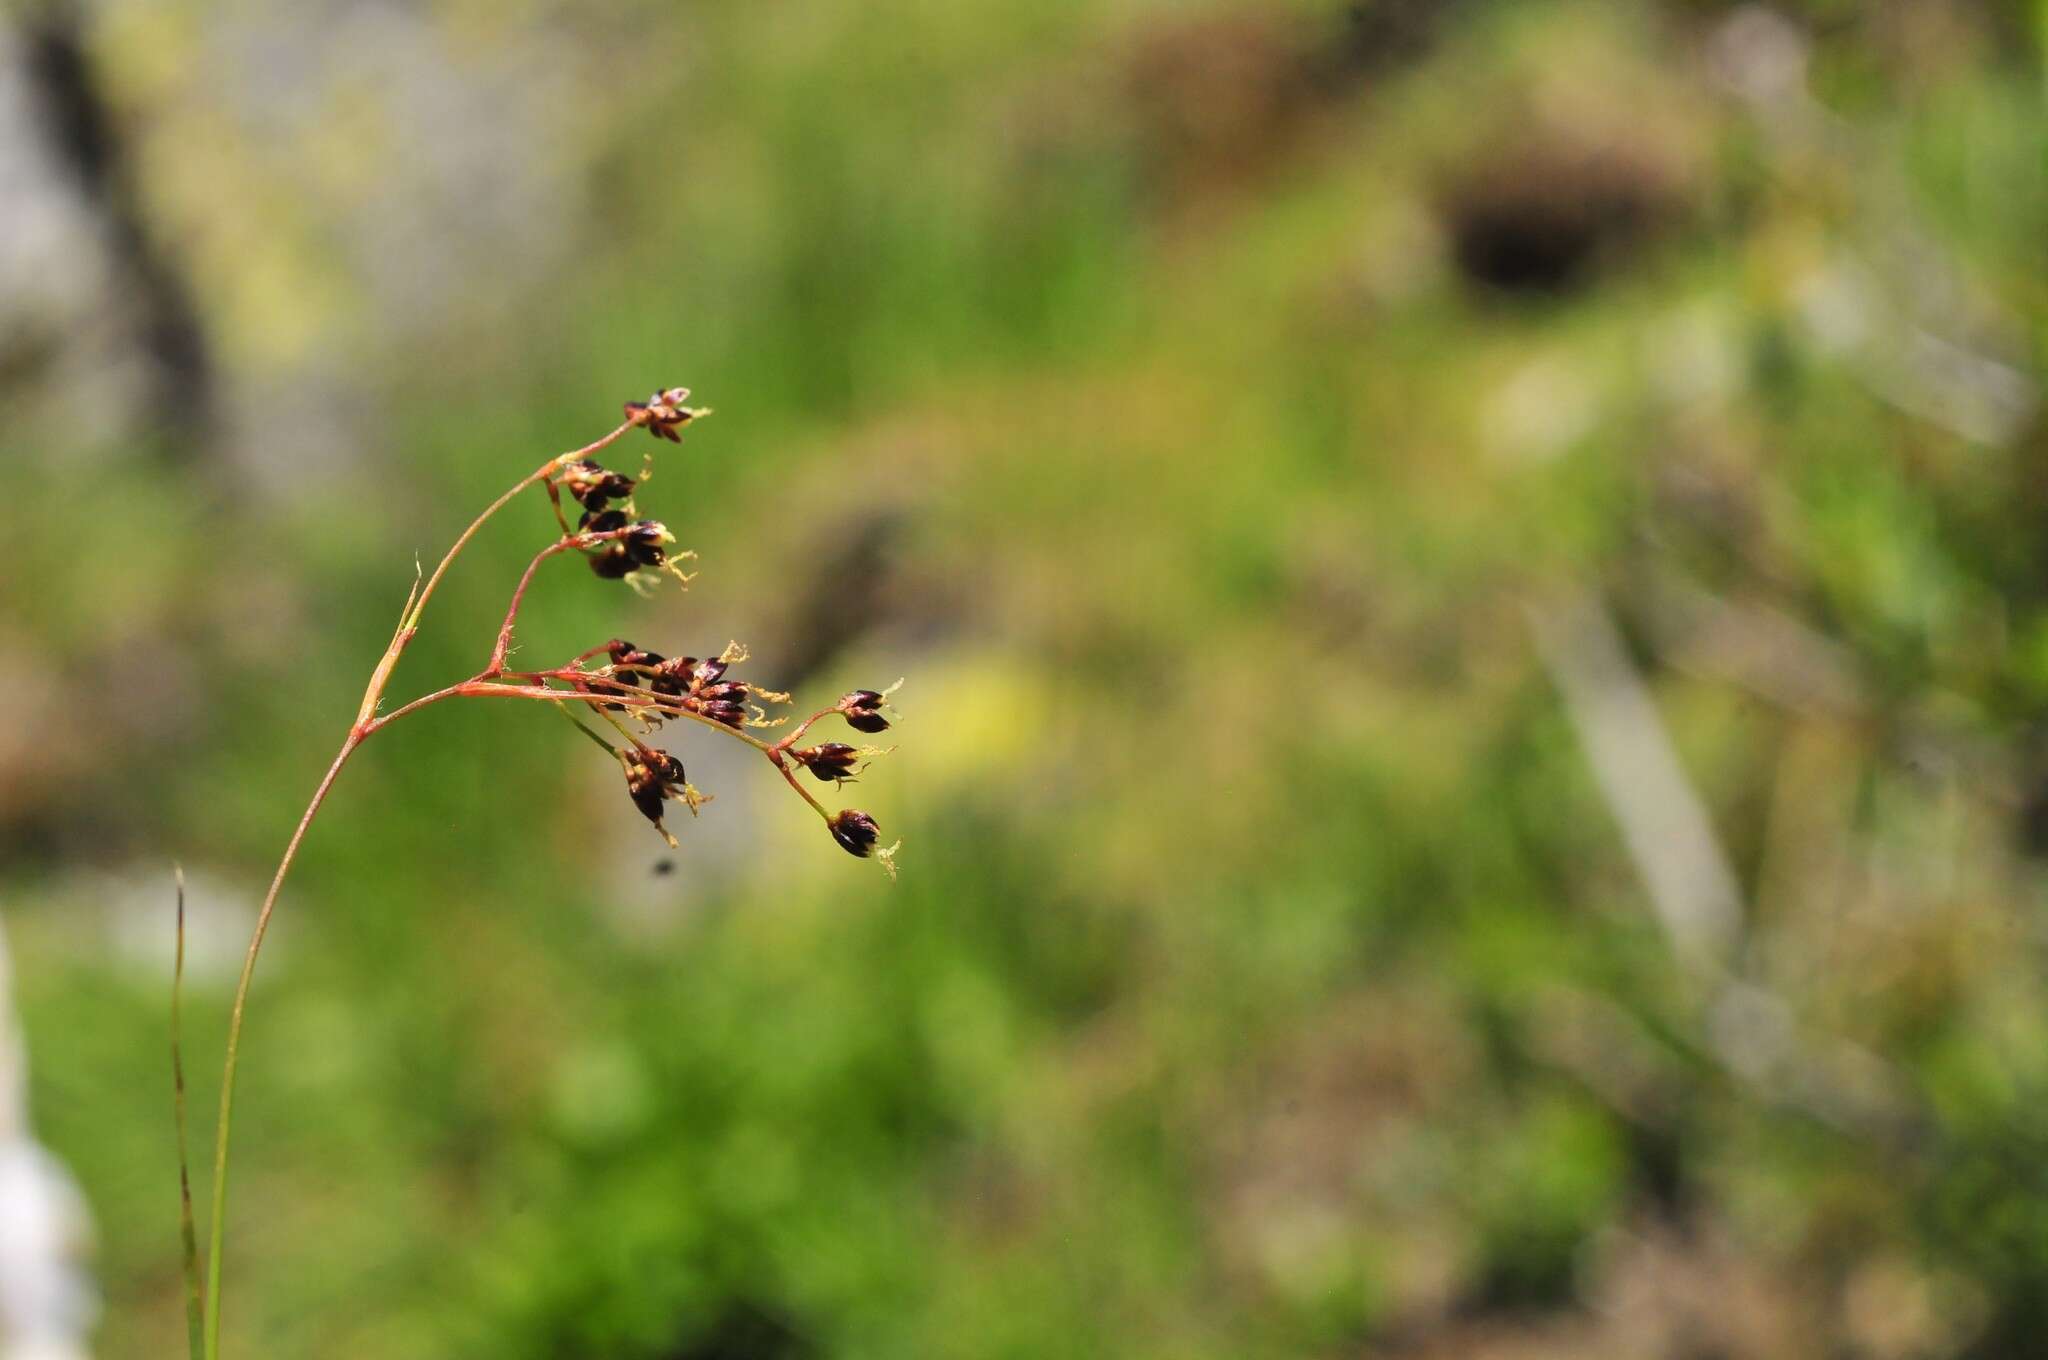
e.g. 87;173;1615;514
366;386;905;875
498;387;906;872
191;384;900;1360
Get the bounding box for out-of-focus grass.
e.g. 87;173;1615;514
7;0;2048;1356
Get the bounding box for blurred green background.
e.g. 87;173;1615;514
3;0;2048;1355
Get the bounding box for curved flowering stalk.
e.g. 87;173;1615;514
192;388;901;1360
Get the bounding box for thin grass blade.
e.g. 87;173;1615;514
172;865;205;1360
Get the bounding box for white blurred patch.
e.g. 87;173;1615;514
1706;6;1811;111
1483;354;1599;465
1796;260;2038;446
91;865;258;987
0;925;95;1360
1650;302;1742;410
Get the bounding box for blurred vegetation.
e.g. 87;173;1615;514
4;0;2048;1356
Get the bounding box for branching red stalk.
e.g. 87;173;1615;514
775;707;844;752
488;540;578;674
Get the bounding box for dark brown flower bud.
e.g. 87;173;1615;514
581;514;673;579
623;386;700;442
583;509;631;576
794;742;862;782
828;808;881;858
691;656;729;688
623;520;671;568
623;747;687;845
840;689;892;734
596;640;663;709
558;458;637;510
644;654;690;692
691;679;750;729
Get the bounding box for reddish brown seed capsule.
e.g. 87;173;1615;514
840;690;891;734
596;639;662;708
623;747;687;842
581;514;670;579
559;458;637;510
796;743;862;782
691;679;750;729
829;808;881;857
623;521;670;568
607;639;662;671
648;655;695;705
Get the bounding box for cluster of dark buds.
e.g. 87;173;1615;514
561;634;898;870
487;398;901;871
590;639;760;730
539;443;697;591
582;511;687;584
623;746;694;843
371;382;909;874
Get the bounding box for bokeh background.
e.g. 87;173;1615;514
3;0;2048;1356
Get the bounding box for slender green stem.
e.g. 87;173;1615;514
766;747;834;822
552;700;622;757
173;866;204;1360
202;734;361;1360
590;704;651;750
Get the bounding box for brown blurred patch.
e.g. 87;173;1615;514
1203;985;1481;1323
0;640;75;841
1376;1217;1824;1359
1118;4;1457;212
1437;126;1691;296
1121;9;1327;205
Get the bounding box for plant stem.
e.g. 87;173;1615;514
198;417;817;1356
488;540;576;674
775;707;842;752
202;733;361;1360
766;747;834;822
173;867;203;1360
202;430;632;1357
408;423;633;638
447;680;781;751
356;422;632;729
